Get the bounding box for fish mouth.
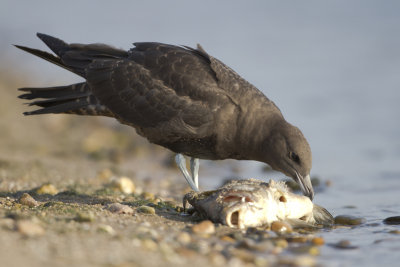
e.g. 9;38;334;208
225;206;243;228
295;171;314;200
222;192;262;229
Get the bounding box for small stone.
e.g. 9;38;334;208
97;168;113;180
159;241;178;261
0;218;15;230
332;240;358;249
293;256;316;266
209;252;226;265
106;203;134;214
191;220;215;235
176;232;191;245
291;245;320;255
311;237;325;246
75;212;95;222
16;220;45;237
142;238;158;251
271;221;293;234
389;230;400;234
97;224;116;235
334;215;365;225
238;239;274;252
230;248;256;263
18;193;38;207
383;216;400;225
36;184;58;195
176;247;197;258
273;238;288;249
110;177;135;194
220;235;236;243
309;246;320;256
141;192;155;200
137;205;156;214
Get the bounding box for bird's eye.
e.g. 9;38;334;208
289;151;300;163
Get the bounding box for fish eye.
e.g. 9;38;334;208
289;151;300;163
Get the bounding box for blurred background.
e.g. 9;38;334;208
0;0;400;209
1;1;399;266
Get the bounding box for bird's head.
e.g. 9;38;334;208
262;121;313;200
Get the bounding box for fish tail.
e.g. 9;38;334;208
312;204;334;226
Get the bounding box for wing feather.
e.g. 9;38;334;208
86;59;214;139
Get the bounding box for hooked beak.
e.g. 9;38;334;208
295;172;314;200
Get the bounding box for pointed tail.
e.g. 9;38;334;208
19;83;112;116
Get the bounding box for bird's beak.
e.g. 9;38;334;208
295;172;314;200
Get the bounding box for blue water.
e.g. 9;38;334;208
1;1;399;265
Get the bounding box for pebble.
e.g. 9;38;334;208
389;230;400;234
176;247;197;258
0;218;15;230
271;221;293;234
311;237;325;246
290;245;320;255
141;192;155;200
273;238;289;249
75;212;95;222
191;220;215;235
383;216;400;225
142;238;158;251
279;256;316;266
97;168;113;180
332;240;358;249
230;248;256;263
18;193;39;207
16;220;45;237
237;239;274;252
137;205;156;215
334;215;365;225
36;184;58;195
220;235;236;243
110;177;135;194
106;203;134;215
209;252;226;265
97;224;116;235
176;232;191;245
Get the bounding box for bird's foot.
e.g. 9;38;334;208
175;154;200;192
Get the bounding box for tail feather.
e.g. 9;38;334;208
19;83;113;117
36;33;69;56
16;33;128;77
16;33;127;117
14;44;73;73
23;100;88;115
19;83;89;100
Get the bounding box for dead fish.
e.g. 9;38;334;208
183;178;333;229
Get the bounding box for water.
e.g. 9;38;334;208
1;1;400;265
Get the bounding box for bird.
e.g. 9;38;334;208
16;33;314;199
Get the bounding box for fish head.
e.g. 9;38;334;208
214;180;285;228
219;189;269;228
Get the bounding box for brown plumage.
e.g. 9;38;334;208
16;33;314;199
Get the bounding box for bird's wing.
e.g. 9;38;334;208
85;57;215;138
183;44;268;100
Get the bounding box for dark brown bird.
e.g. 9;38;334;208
16;33;314;199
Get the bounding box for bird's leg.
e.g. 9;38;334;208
190;158;199;189
175;154;199;191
